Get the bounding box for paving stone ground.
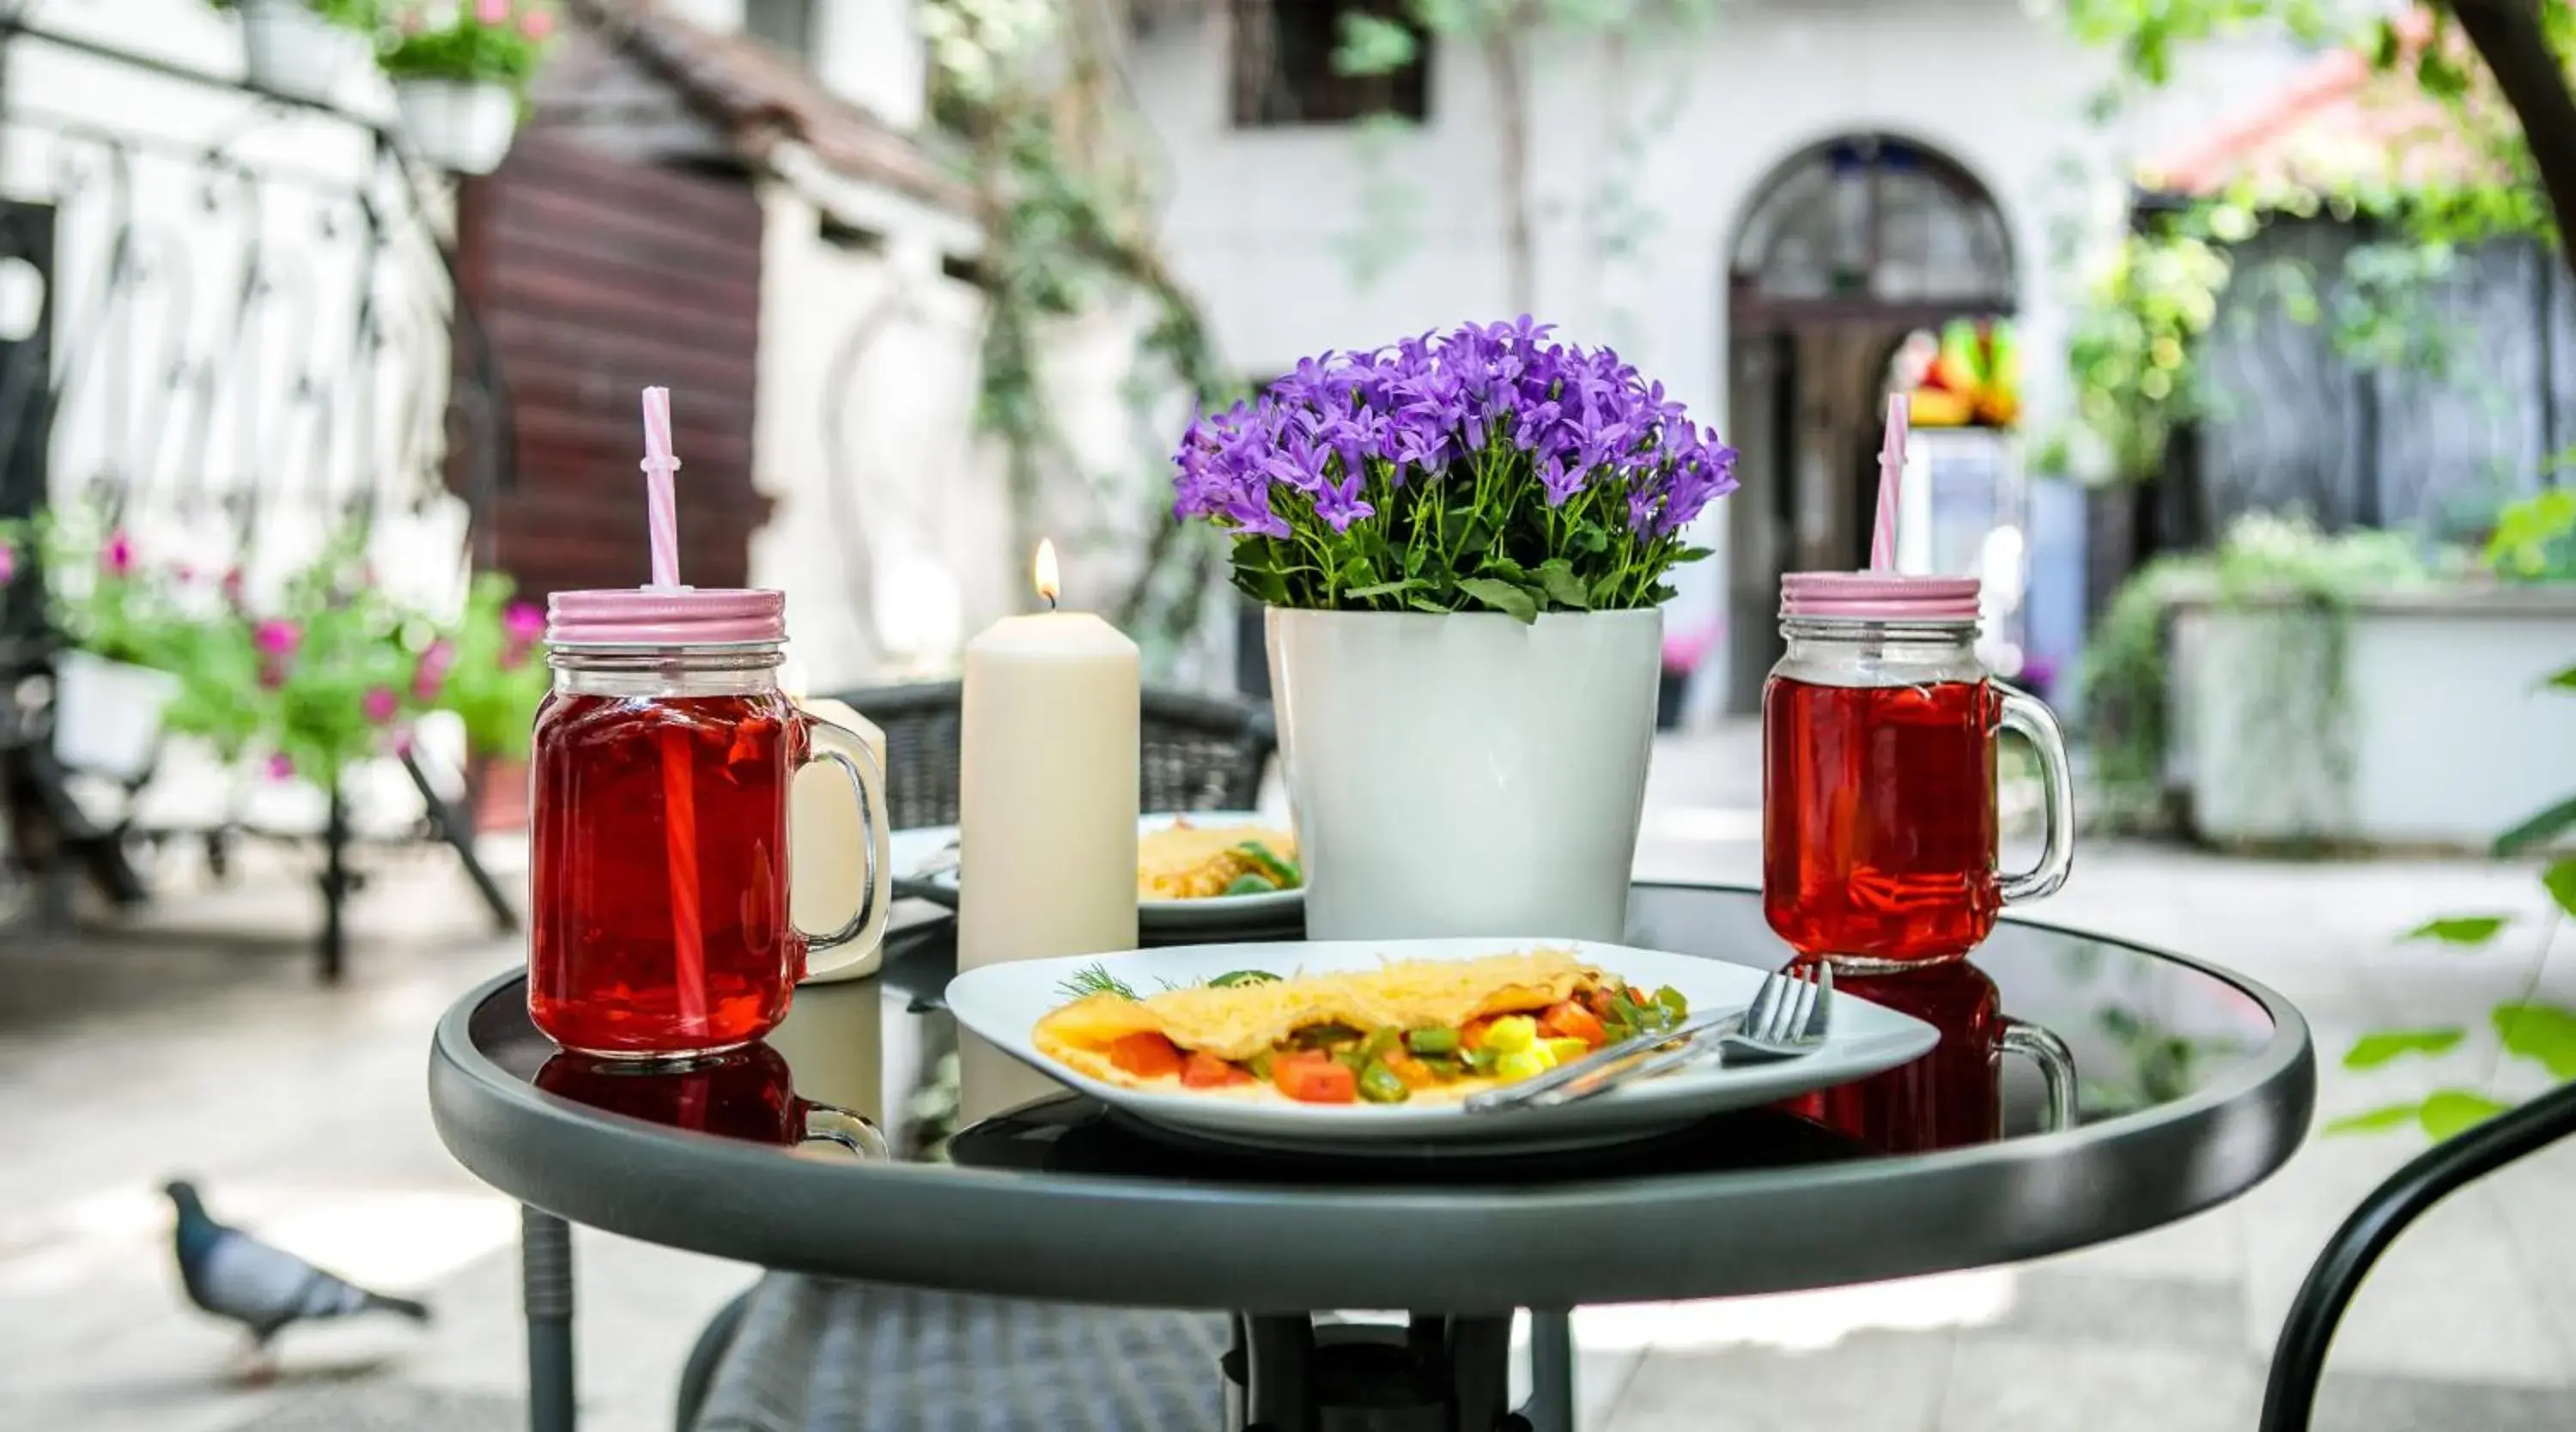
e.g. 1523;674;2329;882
3;724;2569;1431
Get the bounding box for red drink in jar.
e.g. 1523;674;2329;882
1762;573;2072;969
529;588;890;1060
532;690;805;1055
534;1045;884;1154
1773;960;2075;1152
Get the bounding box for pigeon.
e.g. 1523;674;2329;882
162;1179;431;1379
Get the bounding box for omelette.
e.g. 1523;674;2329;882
1032;949;1691;1106
1136;820;1299;901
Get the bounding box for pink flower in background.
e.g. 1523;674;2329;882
474;0;509;24
519;7;556;40
362;685;400;725
504;601;545;645
221;567;246;606
101;531;132;577
0;542;15;587
413;638;457;702
173;563;197;584
253;619;301;658
265;752;295;781
1661;628;1717;675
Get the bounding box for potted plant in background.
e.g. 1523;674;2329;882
1174;317;1737;941
0;506;191;783
380;0;555;175
419;572;549;830
217;0;382;103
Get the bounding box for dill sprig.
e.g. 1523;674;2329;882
1056;962;1139;1002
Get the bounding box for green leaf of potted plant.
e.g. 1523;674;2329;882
415;572;549;828
211;0;384;103
1172;317;1737;940
0;504;191;782
380;1;556;175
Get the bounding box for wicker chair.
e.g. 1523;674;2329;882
829;681;1277;827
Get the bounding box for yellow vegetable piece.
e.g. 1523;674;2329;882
1484;1016;1538;1054
1494;1048;1552;1083
1544;1037;1590;1065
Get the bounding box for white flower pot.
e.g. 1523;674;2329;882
1267;607;1662;943
52;648;179;783
393;78;521;176
237;0;372;103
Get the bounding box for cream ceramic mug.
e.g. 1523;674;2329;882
791;695;896;981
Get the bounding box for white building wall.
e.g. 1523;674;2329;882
4;0;469;618
814;0;926;132
1122;0;2315;701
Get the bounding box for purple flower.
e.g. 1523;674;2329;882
101;531;132;577
361;685;399;725
253;619;300;658
264;752;295;781
1169;318;1738;598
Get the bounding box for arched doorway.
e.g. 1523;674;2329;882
1721;135;2015;711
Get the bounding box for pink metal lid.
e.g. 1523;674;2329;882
1779;572;1981;622
544;587;786;646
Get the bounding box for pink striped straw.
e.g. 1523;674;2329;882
635;384;707;1033
1869;392;1907;573
641;386;681;588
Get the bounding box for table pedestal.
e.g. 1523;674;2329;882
1228;1312;1571;1432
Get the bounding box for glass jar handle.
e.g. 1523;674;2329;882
797;718;890;972
2000;1017;2080;1133
797;1100;889;1158
1995;684;2075;904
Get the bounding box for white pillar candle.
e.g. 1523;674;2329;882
957;542;1139;971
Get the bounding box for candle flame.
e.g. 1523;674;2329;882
1033;539;1060;609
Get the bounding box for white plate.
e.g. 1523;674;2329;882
890;813;1303;933
943;939;1941;1152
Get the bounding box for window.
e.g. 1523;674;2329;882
743;0;818;64
1230;0;1429;128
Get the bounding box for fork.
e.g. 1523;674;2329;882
1472;962;1834;1113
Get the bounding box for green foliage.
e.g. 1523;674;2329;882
208;0;382;28
2343;1028;2466;1070
2342;622;2576;1144
2059;0;2333;86
379;3;556;96
2050;3;2559;488
4;497;546;783
2064;218;2233;483
2077;512;2429;828
424;572;550;759
0;503;195;670
2484;488;2576;582
920;0;1235;660
2408;914;2512;945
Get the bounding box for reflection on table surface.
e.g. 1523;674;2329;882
484;883;2281;1185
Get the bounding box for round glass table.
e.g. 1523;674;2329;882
430;882;2312;1432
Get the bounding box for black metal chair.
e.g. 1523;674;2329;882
830;680;1279;828
663;682;1278;1432
2257;1080;2576;1430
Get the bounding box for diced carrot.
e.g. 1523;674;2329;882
1382;1051;1437;1089
1182;1050;1251;1088
1538;1000;1607;1049
1109;1031;1185;1079
1461;1016;1497;1050
1273;1053;1357;1103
